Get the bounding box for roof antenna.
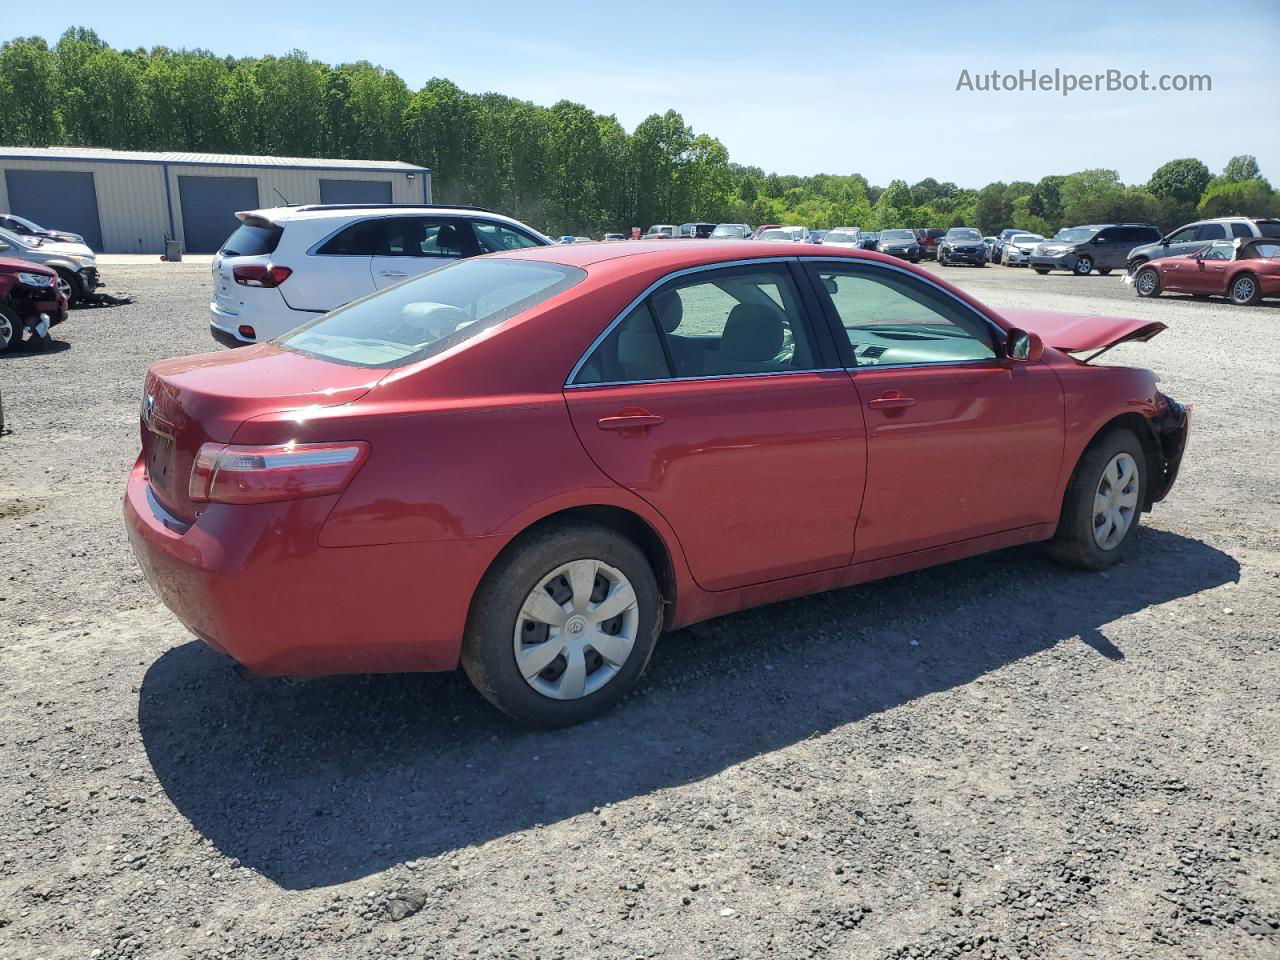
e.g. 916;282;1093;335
272;187;292;206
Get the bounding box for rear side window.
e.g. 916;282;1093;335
1230;222;1254;239
1194;223;1227;241
220;222;282;257
315;219;381;256
279;259;584;368
1259;221;1280;238
573;304;671;385
1134;226;1162;242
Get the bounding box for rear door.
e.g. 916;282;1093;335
565;261;866;592
370;216;479;290
286;218;382;312
804;260;1064;561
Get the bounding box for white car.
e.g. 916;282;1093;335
757;226;808;243
821;227;862;249
1002;233;1046;266
0;226;100;302
209;205;552;346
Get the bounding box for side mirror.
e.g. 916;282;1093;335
1006;328;1043;362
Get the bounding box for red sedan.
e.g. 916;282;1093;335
1132;238;1280;305
124;241;1190;726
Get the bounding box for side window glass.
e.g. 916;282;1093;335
573;303;671;385
316;220;381;256
1229;222;1253;239
473;221;542;253
808;264;996;366
1195;223;1227;241
378;218;469;257
1166;226;1197;244
1204;242;1233;261
649;266;817;377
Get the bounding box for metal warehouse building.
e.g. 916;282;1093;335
0;147;432;254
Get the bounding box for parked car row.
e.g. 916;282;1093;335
0;221;100;303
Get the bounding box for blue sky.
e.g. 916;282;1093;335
20;1;1280;188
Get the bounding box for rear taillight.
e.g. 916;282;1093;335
189;441;369;504
232;264;293;288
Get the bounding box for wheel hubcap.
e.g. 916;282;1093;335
57;278;72;301
1092;452;1140;550
1077;258;1092;274
513;558;639;701
0;315;13;347
1137;272;1156;294
1234;278;1255;301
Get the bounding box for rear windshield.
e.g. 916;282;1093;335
220;222;283;257
278;258;586;368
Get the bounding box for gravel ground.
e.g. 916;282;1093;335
1;259;1277;959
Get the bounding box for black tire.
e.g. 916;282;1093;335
1073;256;1094;276
54;268;83;305
1045;428;1146;571
1127;258;1147;274
1034;268;1050;275
1134;267;1161;298
1098;268;1113;276
0;305;22;353
461;522;662;727
1229;273;1262;306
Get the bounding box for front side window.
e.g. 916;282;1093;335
473;221;542;253
1165;225;1198;244
279;259;584;368
808;263;997;367
1195;223;1227;241
1203;241;1234;261
379;218;472;257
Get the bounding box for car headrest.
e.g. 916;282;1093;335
721;303;784;361
651;290;684;332
436;224;460;249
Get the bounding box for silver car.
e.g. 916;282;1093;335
1002;233;1045;266
0;226;99;302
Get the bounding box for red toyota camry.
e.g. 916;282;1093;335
124;241;1189;726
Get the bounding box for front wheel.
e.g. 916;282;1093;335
0;306;22;353
1046;429;1146;570
1034;268;1050;275
462;523;662;727
1073;256;1094;276
1230;273;1262;306
1135;268;1161;298
1098;268;1113;276
54;268;83;304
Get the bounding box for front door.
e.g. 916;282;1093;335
370;216;478;290
804;260;1065;562
565;262;866;592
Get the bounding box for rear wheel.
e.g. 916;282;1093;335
462;523;662;727
1135;268;1161;298
1098;268;1113;276
1074;256;1094;276
1046;429;1146;570
1034;268;1050;275
1230;273;1262;306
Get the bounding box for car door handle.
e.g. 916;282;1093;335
868;394;916;410
597;413;665;431
378;270;408;278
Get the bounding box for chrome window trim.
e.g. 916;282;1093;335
567;367;849;390
564;257;814;387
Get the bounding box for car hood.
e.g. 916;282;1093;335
0;256;56;277
24;239;95;259
998;308;1166;353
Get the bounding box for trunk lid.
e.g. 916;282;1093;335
140;344;383;521
997;307;1166;355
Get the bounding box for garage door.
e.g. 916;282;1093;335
178;175;260;254
318;179;393;204
5;170;104;251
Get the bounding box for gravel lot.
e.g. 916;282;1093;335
1;258;1276;959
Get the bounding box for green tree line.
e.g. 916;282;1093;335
1;30;1276;237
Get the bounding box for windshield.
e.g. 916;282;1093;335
880;230;914;241
711;225;746;237
825;231;858;243
0;227;35;249
945;229;982;241
1053;227;1097;243
279;259;586;369
1011;234;1044;244
759;229;790;241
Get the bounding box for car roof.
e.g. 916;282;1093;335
245;205;525;226
485;238;891;270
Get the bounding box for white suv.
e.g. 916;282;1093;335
209;204;552;346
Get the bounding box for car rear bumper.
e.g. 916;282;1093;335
123;459;500;675
210;297;318;346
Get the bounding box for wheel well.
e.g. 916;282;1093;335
1070;413;1162;512
492;505;677;614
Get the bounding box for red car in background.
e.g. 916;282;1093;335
124;241;1189;727
0;257;67;352
1131;238;1280;305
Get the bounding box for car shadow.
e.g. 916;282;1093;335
138;528;1238;890
0;338;71;358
